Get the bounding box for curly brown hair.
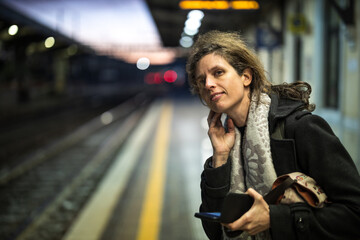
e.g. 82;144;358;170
186;30;315;111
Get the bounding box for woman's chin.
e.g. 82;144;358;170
209;104;226;114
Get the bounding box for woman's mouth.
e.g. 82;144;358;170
210;92;224;101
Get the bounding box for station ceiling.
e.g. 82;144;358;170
145;0;284;47
0;0;284;62
0;1;93;54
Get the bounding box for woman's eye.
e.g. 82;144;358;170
214;70;223;76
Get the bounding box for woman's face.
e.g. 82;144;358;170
195;53;252;114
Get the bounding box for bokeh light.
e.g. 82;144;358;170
185;18;201;31
137;57;150;70
44;37;55;48
163;70;177;83
187;10;204;20
145;72;162;84
179;10;204;48
183;27;198;36
179;36;193;48
100;112;114;125
8;25;18;36
67;44;78;56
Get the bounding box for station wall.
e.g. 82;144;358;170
253;0;360;170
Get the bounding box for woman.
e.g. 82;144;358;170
186;30;360;240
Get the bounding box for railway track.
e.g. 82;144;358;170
0;94;133;172
0;93;152;240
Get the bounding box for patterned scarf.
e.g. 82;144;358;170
223;94;277;240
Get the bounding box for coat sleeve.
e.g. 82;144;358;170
199;157;231;240
270;114;360;240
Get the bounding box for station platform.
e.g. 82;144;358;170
61;97;210;240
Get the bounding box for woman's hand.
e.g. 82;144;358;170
222;188;270;235
207;110;235;167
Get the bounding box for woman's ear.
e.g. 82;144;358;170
242;68;252;87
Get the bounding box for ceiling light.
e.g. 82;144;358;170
44;37;55;48
185;18;201;31
187;10;204;20
136;57;150;70
8;25;18;36
179;1;259;10
179;36;193;48
184;27;198;36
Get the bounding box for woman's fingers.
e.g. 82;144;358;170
226;118;235;133
207;110;222;127
246;188;262;200
207;110;215;125
222;189;270;235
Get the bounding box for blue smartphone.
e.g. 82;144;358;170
194;212;221;222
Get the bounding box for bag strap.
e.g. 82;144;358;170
264;177;295;204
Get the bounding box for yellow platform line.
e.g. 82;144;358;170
136;101;173;240
62;102;163;240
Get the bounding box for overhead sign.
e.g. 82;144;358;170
288;14;307;34
179;1;259;10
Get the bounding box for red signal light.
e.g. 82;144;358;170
163;70;177;83
145;72;162;84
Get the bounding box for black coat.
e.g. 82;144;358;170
200;94;360;240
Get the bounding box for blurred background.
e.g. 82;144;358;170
0;0;359;240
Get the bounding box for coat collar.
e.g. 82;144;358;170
268;93;305;134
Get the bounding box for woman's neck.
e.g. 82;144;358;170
227;95;251;127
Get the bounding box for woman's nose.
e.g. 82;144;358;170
205;76;216;89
